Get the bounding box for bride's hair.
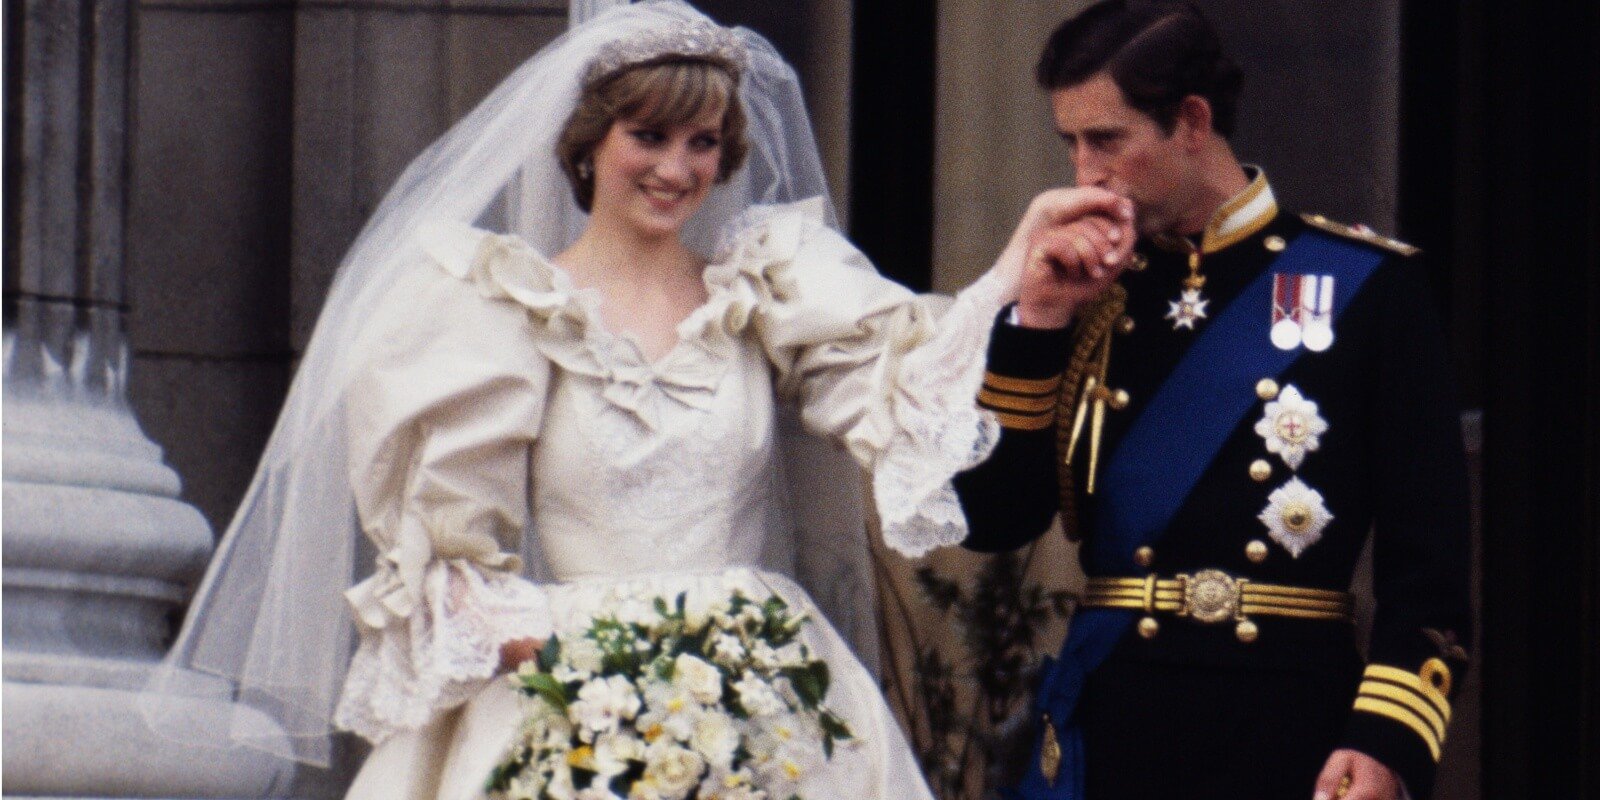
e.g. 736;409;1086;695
556;58;750;212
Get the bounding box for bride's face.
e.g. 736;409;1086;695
588;105;725;240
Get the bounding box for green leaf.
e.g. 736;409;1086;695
538;636;562;672
810;660;831;699
820;711;853;741
523;672;569;713
782;666;823;708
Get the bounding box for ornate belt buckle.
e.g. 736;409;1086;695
1179;569;1242;624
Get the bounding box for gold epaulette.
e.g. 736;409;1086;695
1300;213;1421;256
1053;284;1127;541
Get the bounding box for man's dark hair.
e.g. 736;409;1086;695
1036;0;1243;138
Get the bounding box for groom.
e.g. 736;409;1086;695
955;2;1471;799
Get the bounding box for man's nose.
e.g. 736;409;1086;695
1073;150;1110;188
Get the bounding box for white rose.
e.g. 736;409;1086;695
569;675;642;738
732;674;785;717
711;633;746;665
545;761;577;800
506;772;543;800
615;596;662;627
627;779;666;800
690;711;741;771
749;642;779;669
592;732;645;777
672;654;725;705
697;767;764;800
642;742;706;800
642;682;700;741
565;637;606;674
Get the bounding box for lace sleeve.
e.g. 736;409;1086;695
334;561;551;744
870;270;1013;557
711;200;1018;558
331;226;559;744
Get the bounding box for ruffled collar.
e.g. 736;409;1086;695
414;198;829;429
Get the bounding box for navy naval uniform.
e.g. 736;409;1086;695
955;172;1472;799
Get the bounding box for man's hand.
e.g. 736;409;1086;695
999;187;1136;329
1313;748;1401;800
498;636;543;673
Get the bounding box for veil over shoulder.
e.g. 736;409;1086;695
139;1;872;768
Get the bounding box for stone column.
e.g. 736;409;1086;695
2;1;296;796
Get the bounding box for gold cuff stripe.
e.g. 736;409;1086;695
993;410;1054;431
1365;665;1451;719
1353;697;1443;761
1359;681;1447;740
982;373;1063;395
978;389;1058;414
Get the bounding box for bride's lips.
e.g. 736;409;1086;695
640;182;691;212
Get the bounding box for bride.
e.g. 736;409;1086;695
143;2;1128;798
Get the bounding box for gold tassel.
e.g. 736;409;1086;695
1040;714;1062;786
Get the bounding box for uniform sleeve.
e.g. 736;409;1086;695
331;232;555;746
1338;257;1473;799
954;312;1073;552
719;199;1018;558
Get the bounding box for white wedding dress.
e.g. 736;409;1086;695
330;198;1013;800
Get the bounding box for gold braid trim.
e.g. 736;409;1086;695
1053;284;1127;541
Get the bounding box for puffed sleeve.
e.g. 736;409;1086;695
708;199;1018;557
331;222;555;746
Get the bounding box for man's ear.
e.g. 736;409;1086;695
1175;95;1214;150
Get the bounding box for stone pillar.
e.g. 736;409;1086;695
2;1;297;796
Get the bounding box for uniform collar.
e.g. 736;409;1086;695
1152;166;1278;255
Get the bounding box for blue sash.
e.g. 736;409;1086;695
1007;231;1385;799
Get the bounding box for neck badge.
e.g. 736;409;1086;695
1166;251;1210;330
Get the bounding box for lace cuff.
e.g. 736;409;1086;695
874;269;1013;558
333;559;552;744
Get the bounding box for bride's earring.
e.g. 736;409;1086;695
577;159;593;180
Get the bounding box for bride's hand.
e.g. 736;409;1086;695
498;636;544;673
996;187;1135;327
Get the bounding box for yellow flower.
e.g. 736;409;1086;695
566;745;596;770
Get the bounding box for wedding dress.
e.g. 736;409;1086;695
335;199;1012;799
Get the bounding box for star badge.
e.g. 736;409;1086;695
1165;288;1210;330
1258;477;1334;557
1253;384;1328;470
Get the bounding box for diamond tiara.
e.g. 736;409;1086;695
582;18;749;88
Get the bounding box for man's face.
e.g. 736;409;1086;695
1050;73;1198;236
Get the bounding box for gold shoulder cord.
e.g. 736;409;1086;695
1053;284;1127;541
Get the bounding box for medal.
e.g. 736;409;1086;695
1270;273;1336;351
1270;273;1302;350
1303;275;1336;352
1167;251;1210;330
1258;476;1334;557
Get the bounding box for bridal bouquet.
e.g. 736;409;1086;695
487;590;854;800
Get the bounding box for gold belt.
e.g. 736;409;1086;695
1082;570;1354;642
